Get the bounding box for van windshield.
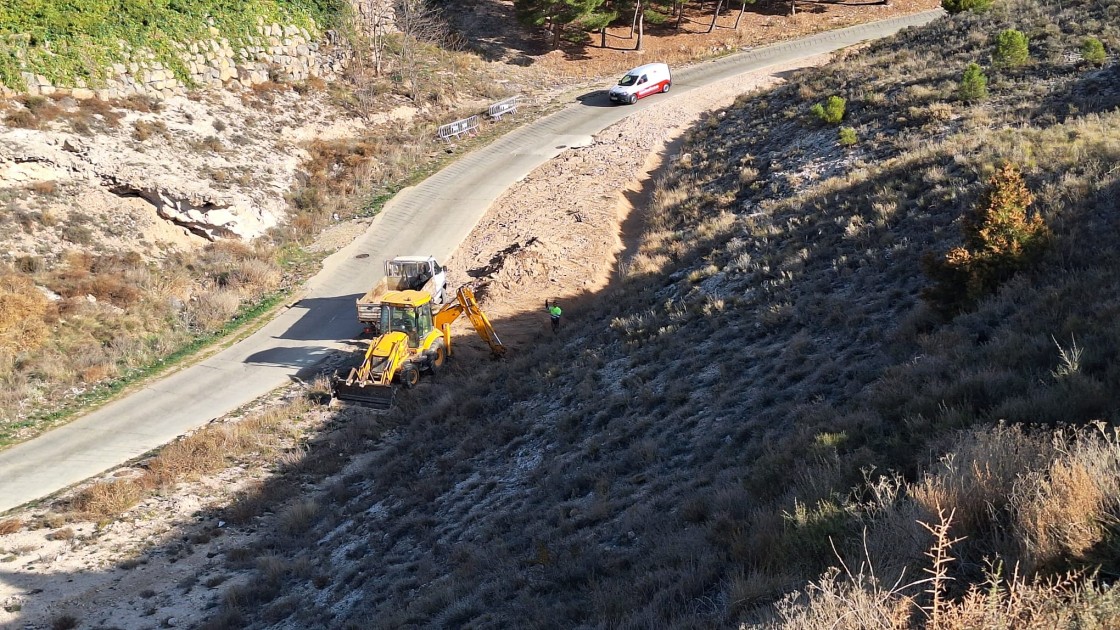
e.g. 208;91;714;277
617;74;638;87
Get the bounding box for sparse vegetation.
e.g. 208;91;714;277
838;125;857;146
810;95;846;124
0;242;286;446
61;398;309;519
993;28;1030;67
1081;36;1106;65
196;0;1120;625
958;61;989;101
6;0;1120;627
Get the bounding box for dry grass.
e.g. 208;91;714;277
212;0;1120;626
0;270;49;353
278;499;320;535
70;479;147;518
0;518;23;534
62;399;306;519
132;119;169;141
190;289;243;331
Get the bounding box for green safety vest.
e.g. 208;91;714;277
549;306;562;317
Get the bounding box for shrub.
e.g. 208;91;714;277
810;95;846;124
132;120;168;141
0;272;49;353
1081;37;1106;65
71;479;145;517
4;108;39;129
191;289;242;331
62;224;94;245
993;29;1030;67
279;499;321;536
50;615;78;630
922;163;1049;315
838;127;857;146
958;63;989;102
942;0;991;13
230;258;282;293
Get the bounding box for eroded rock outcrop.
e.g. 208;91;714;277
0;87;365;261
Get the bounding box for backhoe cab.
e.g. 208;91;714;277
332;286;504;409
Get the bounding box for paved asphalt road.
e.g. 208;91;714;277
0;9;942;514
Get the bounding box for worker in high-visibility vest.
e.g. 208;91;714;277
546;300;562;333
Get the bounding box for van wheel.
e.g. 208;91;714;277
662;82;671;93
628;93;638;105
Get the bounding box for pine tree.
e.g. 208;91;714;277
958;62;988;102
923;163;1049;314
514;0;610;48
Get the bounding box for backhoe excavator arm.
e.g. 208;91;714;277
434;286;506;358
334;286;503;410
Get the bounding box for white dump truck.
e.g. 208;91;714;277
356;256;447;333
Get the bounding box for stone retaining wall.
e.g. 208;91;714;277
14;20;349;101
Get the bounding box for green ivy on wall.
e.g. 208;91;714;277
0;0;347;89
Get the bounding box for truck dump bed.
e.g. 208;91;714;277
357;276;441;325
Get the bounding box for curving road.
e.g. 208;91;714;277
0;10;941;514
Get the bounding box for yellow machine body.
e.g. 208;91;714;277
332;286;504;408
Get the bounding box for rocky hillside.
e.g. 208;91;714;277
0;0;535;443
198;0;1120;626
1;0;1116;626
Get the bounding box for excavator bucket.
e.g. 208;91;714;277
331;376;396;410
330;335;409;410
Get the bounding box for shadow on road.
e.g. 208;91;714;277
273;294;365;342
576;89;617;108
242;345;338;371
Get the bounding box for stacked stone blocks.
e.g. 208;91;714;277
10;21;347;101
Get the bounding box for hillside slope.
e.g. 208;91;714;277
0;0;1116;626
210;0;1120;626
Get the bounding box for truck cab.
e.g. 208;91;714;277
385;256;446;304
357;255;448;334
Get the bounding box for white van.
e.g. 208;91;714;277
608;62;672;105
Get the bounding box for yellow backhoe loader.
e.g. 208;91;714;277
332;285;505;409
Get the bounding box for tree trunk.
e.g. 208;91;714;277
600;26;607;47
635;3;644;50
676;0;685;29
733;0;746;29
630;2;639;37
790;0;796;15
552;23;561;48
707;0;724;32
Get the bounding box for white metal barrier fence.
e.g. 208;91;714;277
487;95;521;121
437;115;480;142
436;95;522;143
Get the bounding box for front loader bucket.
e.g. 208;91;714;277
331;378;396;410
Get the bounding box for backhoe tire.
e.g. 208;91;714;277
426;342;446;374
399;363;420;389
